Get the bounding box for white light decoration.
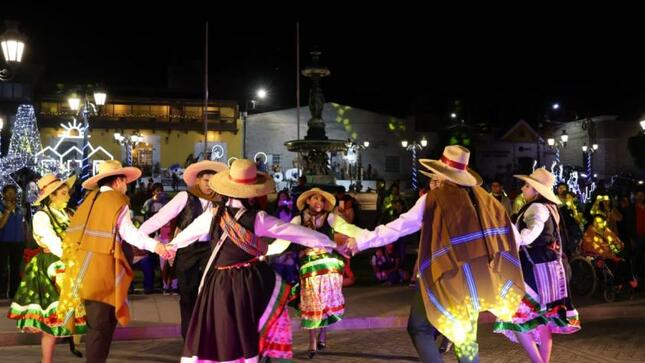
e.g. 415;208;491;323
345;149;358;164
285;168;302;181
35;119;114;176
363;140;370;148
253;152;268;164
592;143;598;151
256;89;267;99
582;144;588;152
7;104;42;172
227;157;239;168
547;138;555;146
641;120;645;131
552;103;560;110
401;140;409;148
59;118;88;138
450;113;457;119
211;145;225;161
420;137;428;148
272;172;284;183
560;130;569;143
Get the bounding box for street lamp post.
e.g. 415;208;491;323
546;129;568;165
582;142;599;179
242;88;268;158
113;132;143;167
68;88;107;182
0;21;26;82
402;137;428;191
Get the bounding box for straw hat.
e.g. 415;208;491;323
514;168;562;205
418;145;483;187
81;160;142;190
33;174;77;206
296;187;336;212
183;160;227;187
208;159;274;199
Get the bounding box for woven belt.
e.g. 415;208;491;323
216;257;260;270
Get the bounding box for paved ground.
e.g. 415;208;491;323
1;313;644;363
2;286;645;362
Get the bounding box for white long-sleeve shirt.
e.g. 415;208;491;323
139;191;213;241
516;203;550;246
356;195;427;251
356;194;523;251
168;199;336;251
267;212;365;256
32;208;68;258
99;186;159;252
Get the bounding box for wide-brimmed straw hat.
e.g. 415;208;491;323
81;160;142;190
296;187;336;212
208;159;275;199
418;145;483;187
183;160;227;187
33;174;77;206
514;168;561;205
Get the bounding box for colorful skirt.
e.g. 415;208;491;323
298;252;345;329
181;261;293;362
494;285;581;344
6;252;86;336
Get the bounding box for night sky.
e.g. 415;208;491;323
9;16;645;130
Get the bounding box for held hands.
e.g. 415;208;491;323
154;242;175;260
345;237;359;255
335;237;359;258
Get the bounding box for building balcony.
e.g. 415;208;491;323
37;112;239;133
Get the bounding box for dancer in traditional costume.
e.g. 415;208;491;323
346;146;526;363
271;187;364;358
7;174;85;362
168;159;343;362
494;168;581;363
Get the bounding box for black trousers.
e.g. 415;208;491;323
85;300;118;363
0;242;24;299
175;241;212;339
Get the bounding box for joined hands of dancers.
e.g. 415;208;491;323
154;242;175;260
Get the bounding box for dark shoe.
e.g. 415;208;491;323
317;341;326;351
67;337;83;358
307;350;316;359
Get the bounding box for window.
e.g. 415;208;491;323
270;154;281;166
220;106;235;118
133;145;153;175
113;104;132;116
149;105;169;116
132;104;150;115
385;155;400;173
40;102;59;113
184;106;202;117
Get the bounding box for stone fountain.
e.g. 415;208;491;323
284;49;348;185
